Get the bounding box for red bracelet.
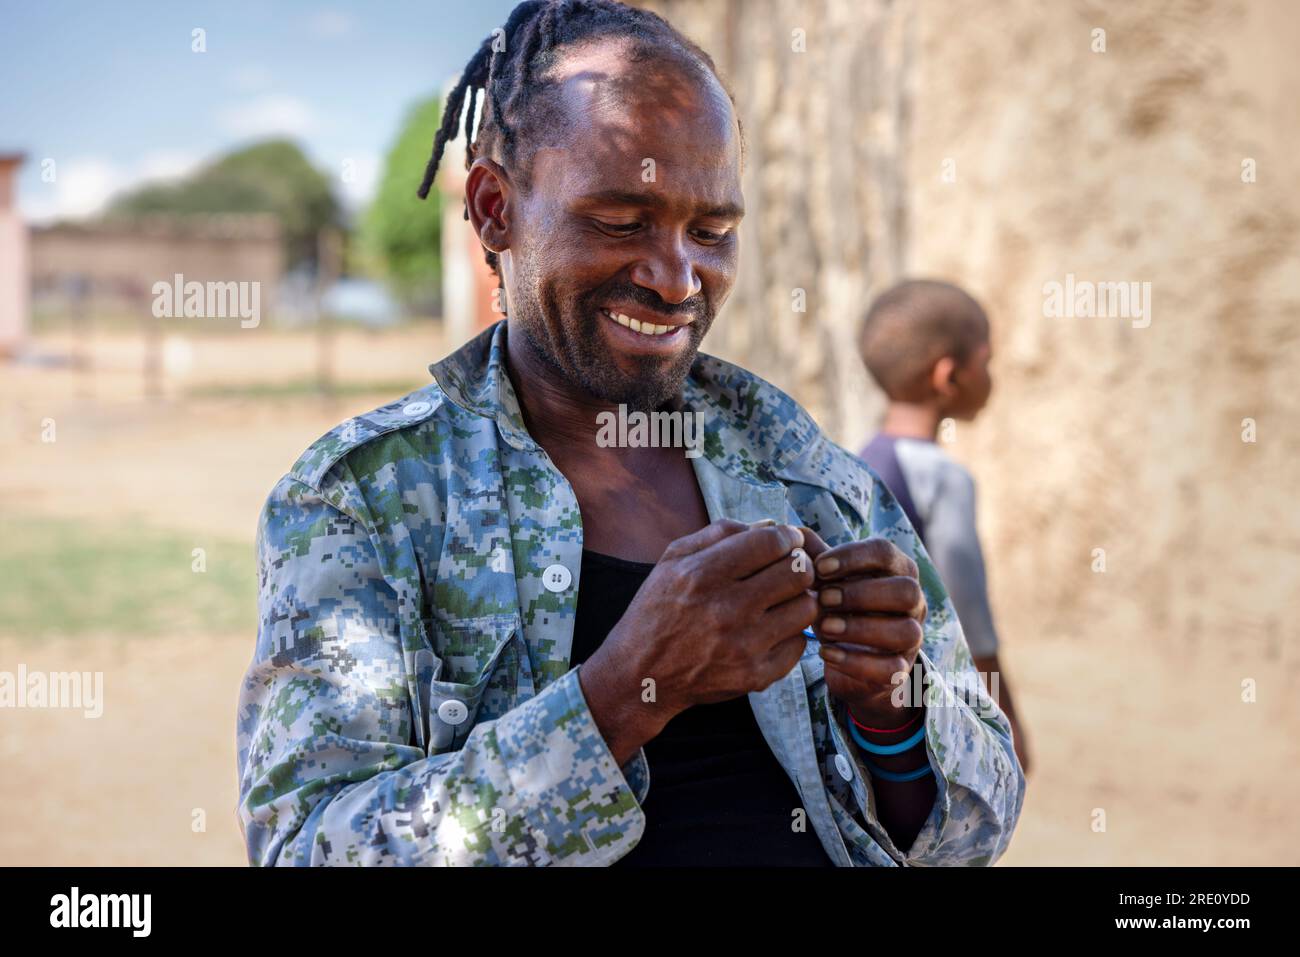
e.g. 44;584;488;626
847;705;922;735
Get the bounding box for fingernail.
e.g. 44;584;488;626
821;617;846;635
820;645;846;664
816;557;839;575
820;587;842;607
782;524;803;549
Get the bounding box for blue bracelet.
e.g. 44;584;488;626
863;758;934;782
849;720;927;755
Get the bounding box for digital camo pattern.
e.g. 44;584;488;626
236;319;1025;866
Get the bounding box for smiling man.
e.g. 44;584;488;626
236;0;1025;867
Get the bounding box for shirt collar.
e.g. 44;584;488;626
429;319;821;480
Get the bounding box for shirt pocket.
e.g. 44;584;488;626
418;612;521;754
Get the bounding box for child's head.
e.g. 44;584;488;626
858;279;993;420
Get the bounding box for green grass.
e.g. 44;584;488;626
0;516;256;640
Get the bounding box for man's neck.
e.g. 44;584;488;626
503;328;711;562
880;402;943;441
505;330;639;455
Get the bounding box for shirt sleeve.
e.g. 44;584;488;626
831;471;1025;866
236;475;648;866
922;462;1000;658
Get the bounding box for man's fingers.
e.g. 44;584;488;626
820;643;914;687
797;525;831;561
761;590;820;640
818;575;925;619
762;631;811;682
742;547;817;610
814;614;923;654
703;523;805;580
662;518;749;559
814;537;918;582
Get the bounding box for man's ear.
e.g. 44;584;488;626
465;158;512;255
931;356;959;398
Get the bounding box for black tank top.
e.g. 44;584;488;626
570;548;835;866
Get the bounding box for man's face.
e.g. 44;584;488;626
501;43;745;411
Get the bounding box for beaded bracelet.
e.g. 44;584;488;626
862;757;934;782
849;720;926;755
848;707;922;735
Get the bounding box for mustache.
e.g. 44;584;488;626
584;281;710;323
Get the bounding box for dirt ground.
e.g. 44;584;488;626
2;328;1298;865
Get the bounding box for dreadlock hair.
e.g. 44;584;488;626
415;0;741;279
858;280;991;403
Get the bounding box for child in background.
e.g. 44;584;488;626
857;279;1032;775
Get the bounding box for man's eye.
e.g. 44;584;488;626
595;220;640;235
690;228;729;244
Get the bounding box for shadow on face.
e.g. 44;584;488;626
503;38;746;410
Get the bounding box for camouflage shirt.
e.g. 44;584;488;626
236;319;1025;866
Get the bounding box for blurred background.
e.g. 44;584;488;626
1;0;1296;865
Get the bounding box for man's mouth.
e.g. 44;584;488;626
599;306;694;338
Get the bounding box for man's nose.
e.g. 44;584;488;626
629;232;702;305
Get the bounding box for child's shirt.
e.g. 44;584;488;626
858;433;1001;658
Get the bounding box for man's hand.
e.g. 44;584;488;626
800;528;927;729
579;519;818;764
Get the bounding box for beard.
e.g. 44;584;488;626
509;261;715;413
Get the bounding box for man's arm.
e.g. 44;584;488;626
819;472;1026;866
236;475;646;866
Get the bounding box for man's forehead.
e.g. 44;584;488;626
525;40;742;204
544;39;739;157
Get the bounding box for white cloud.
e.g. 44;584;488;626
21;156;119;223
19;151;203;224
217;94;318;138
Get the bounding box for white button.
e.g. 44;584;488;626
834;753;854;781
541;563;572;592
402;401;431;417
437;699;469;725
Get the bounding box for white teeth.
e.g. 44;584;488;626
603;308;681;337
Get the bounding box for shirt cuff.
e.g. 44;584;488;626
493;666;647;865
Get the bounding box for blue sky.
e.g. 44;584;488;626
0;0;521;222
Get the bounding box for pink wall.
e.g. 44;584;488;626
0;156;28;356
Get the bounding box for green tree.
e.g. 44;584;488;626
359;95;443;312
108;139;340;270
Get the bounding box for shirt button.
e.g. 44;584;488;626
834;753;854;781
437;699;469;726
402;401;432;417
541;563;572;593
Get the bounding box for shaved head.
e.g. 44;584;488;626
859;280;990;402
